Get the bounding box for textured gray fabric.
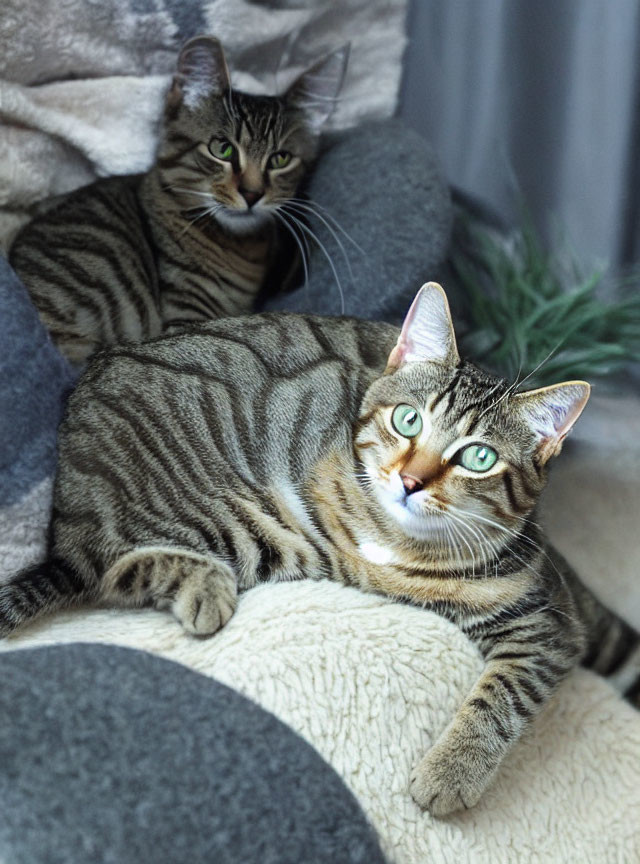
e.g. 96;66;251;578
0;256;76;506
262;119;453;324
0;643;387;864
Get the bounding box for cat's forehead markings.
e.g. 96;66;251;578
418;407;433;441
429;392;450;420
456;416;470;436
239;124;252;148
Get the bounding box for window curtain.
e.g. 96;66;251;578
400;0;640;273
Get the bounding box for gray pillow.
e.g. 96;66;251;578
0;643;387;864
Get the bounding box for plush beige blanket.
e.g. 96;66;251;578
3;578;639;864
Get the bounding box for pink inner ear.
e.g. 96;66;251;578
177;38;230;108
387;283;459;369
518;382;591;463
286;45;350;131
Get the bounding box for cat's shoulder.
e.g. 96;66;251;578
10;174;144;252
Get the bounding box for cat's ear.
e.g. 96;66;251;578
168;36;231;111
285;44;350;131
513;381;590;463
386;282;460;371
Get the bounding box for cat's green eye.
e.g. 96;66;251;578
391;404;423;438
209;139;236;161
458;444;498;473
268;151;292;170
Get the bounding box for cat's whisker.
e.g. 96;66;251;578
161;183;213;198
448;504;558;586
272;210;310;291
476;358;530;421
283;198;366;257
446;510;497;578
273;207;313;268
278;209;346;314
449;505;543;556
281;202;356;285
478;337;569;423
455;516;495;578
442;519;465;567
275;195;365;257
287;211;313;270
475;378;518;422
443;513;477;576
178;203;224;238
448;505;537;559
513;338;567;393
445;506;518;581
479;378;505;405
294;88;346;104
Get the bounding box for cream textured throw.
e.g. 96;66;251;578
3;579;640;864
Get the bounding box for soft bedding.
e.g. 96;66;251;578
3;581;640;864
1;3;640;862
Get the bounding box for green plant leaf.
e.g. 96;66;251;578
453;214;640;387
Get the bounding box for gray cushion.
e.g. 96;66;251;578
262;119;453;324
0;643;387;864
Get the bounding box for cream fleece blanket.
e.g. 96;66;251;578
3;580;639;864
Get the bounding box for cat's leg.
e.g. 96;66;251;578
104;547;237;636
410;608;583;816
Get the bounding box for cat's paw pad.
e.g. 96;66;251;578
410;742;493;817
172;566;237;636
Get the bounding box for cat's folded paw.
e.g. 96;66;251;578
409;740;494;817
172;563;237;636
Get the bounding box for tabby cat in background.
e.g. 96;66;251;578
10;36;348;366
1;283;638;816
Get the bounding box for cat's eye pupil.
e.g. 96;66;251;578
391;404;423;438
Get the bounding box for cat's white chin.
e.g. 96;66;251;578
214;207;271;234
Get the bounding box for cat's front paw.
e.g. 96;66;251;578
172;564;237;636
410;740;496;817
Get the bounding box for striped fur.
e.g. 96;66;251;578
1;285;638;817
9;36;348;366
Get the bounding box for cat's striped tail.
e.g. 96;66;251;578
0;559;88;637
580;602;640;708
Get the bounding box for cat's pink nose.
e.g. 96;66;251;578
240;188;262;208
401;474;423;494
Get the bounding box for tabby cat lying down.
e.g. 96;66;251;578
10;35;348;366
2;283;638;816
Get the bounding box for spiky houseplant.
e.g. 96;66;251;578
451;214;640;389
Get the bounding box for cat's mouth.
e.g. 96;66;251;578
370;470;449;539
384;470;446;513
213;204;272;234
403;487;446;515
